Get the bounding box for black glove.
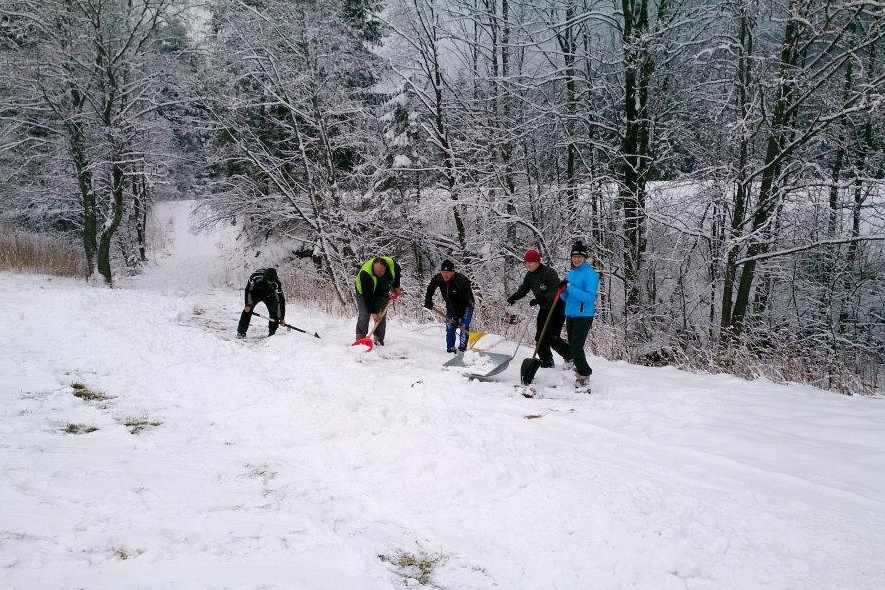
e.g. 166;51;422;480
424;302;433;310
447;316;462;328
506;296;516;305
558;279;568;289
529;298;538;307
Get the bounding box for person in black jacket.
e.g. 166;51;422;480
355;256;402;346
236;268;286;338
424;259;475;352
506;249;571;368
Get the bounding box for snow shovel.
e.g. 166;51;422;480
352;300;393;351
250;311;321;338
429;307;488;349
443;320;530;381
520;286;565;385
467;330;489;349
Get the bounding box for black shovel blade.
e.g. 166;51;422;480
520;358;542;385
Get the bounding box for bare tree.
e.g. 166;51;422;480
723;0;885;338
0;0;187;284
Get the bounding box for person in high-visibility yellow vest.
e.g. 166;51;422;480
355;256;402;346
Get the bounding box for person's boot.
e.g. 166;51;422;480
236;332;246;339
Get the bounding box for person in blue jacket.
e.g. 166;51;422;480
559;240;599;388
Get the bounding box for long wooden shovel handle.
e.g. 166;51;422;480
366;300;393;338
530;285;565;359
352;300;394;349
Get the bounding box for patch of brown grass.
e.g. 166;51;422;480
0;224;84;277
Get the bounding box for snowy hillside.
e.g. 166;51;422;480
1;201;884;590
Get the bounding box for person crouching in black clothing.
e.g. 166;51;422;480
237;268;286;338
506;249;570;368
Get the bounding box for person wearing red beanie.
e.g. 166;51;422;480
523;249;541;264
506;249;571;368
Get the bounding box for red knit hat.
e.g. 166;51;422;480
523;249;541;263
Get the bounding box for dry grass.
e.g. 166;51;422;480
62;423;98;435
0;224;84;277
588;321;880;396
123;416;162;435
379;550;446;586
71;382;112;402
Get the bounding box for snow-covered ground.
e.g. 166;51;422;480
2;201;884;590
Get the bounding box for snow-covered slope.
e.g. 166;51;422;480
1;201;883;590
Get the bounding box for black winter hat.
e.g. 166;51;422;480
440;259;455;271
264;268;279;281
570;241;589;257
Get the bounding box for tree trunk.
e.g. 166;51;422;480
500;0;516;245
135;175;148;262
559;1;578;218
620;0;653;314
65;84;97;278
97;163;126;285
729;7;802;336
69;122;97;278
719;6;754;340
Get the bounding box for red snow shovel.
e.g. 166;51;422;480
352;299;393;351
520;285;565;385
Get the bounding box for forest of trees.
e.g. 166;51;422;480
2;0;884;394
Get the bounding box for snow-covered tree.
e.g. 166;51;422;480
201;0;386;304
0;0;191;284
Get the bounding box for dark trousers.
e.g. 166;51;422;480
536;303;571;367
566;316;594;376
355;292;387;343
237;298;280;336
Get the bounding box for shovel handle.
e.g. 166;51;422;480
529;287;564;359
353;299;395;349
250;311;320;338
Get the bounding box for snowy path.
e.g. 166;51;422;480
2;200;884;589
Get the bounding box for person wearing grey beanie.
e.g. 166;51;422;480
559;241;599;389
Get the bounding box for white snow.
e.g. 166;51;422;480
2;201;884;590
392;154;412;167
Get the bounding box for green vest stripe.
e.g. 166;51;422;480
355;257;396;294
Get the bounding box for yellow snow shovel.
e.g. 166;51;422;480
429;307;487;350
